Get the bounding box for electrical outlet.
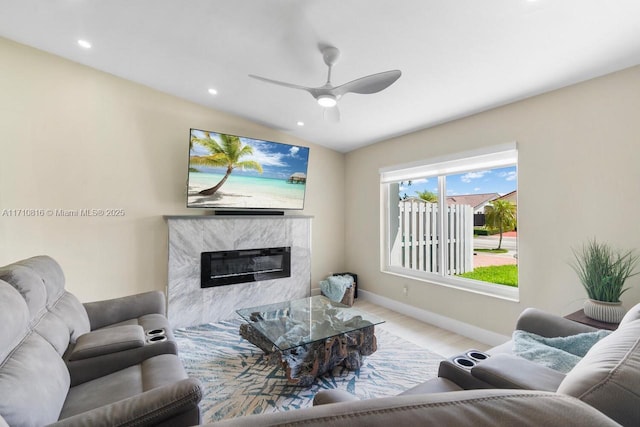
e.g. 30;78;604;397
402;285;408;296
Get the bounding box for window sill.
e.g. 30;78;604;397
383;266;520;302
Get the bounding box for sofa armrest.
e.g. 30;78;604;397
471;354;565;391
204;390;618;427
49;378;202;427
313;389;360;405
516;308;599;338
83;291;166;330
69;325;145;361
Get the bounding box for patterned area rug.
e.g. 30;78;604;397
175;318;443;423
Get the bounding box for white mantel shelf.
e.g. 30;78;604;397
163;214;313;220
165;215;312;328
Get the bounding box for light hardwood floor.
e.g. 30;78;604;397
353;299;492;357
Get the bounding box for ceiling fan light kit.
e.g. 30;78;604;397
317;94;337;108
249;46;401;119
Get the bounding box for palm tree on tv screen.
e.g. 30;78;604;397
190;132;263;196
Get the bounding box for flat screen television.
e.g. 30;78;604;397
187;128;310;211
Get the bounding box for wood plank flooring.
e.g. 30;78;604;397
353;299;492;357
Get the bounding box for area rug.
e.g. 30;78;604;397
175;318;444;423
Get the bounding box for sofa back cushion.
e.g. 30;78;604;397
0;264;47;325
557;319;640;425
0;281;70;426
0;256;90;349
15;256;65;304
619;302;640;326
0;281;30;361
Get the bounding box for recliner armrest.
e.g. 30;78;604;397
83;291;166;330
313;389;360;405
471;353;565;391
69;325;145;361
516;308;598;338
49;378;202;426
204;390;619;427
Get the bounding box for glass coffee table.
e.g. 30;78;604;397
237;295;384;386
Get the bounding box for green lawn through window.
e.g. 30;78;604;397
458;265;518;287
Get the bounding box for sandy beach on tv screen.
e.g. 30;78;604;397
187;182;303;209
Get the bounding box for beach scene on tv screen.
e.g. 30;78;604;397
187;129;310;209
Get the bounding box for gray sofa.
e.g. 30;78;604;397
0;256;202;426
206;303;640;426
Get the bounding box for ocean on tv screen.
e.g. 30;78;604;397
187;171;306;209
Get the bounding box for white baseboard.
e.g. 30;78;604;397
357;290;510;347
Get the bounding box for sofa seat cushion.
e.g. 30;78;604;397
557;319;640;426
59;354;189;420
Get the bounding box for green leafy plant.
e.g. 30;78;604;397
570;239;639;302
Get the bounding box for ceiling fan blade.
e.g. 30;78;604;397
248;74;313;92
323;105;340;122
334;70;402;96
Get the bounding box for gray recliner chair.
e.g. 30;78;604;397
312;303;640;426
0;255;202;426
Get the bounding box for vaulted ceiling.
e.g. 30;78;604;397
1;0;639;152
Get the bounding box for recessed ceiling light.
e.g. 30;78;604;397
207;88;218;95
297;121;304;127
77;39;92;49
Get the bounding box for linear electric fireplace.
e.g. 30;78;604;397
201;246;291;288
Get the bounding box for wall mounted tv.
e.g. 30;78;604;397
187;129;310;211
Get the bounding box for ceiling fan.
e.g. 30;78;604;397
249;46;401;121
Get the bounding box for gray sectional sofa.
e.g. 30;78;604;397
0;256;202;426
207;303;640;426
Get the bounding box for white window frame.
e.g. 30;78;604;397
380;143;519;301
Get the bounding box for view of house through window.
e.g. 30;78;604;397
382;145;518;298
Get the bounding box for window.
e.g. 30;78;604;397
380;143;518;300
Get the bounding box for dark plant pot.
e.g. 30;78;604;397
583;299;626;324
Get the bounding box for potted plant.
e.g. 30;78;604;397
571;238;639;323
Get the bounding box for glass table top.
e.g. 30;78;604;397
236;295;385;351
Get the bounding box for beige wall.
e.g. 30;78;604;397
0;38;345;302
345;65;640;335
4;36;640;338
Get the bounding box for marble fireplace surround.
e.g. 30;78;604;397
165;215;312;328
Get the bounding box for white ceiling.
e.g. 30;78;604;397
1;1;640;152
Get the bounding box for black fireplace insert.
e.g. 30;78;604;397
201;246;291;288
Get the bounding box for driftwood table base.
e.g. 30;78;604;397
239;323;378;387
